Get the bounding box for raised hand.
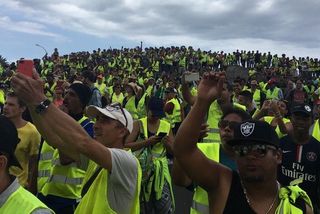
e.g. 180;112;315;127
196;71;225;104
11;69;46;106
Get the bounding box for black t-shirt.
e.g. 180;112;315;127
278;135;320;209
223;171;255;214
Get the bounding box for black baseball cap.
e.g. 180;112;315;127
0;116;21;167
227;120;279;148
290;104;312;117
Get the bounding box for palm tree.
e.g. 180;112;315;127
0;55;9;68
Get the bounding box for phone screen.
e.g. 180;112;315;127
17;60;34;77
157;132;167;138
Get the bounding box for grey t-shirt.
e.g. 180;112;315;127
79;148;139;214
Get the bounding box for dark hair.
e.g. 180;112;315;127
221;107;251;121
82;70;96;82
238;90;253;101
6;91;26;107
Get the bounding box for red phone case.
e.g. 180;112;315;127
17;60;34;77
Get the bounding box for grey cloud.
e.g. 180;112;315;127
2;0;320;50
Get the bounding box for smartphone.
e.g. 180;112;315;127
157;132;167;139
184;72;200;82
17;59;34;77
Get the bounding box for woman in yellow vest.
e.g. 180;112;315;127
123;82;140;119
110;83;124;105
126;97;175;214
254;99;292;137
0;116;54;214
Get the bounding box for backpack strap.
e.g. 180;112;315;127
81;166;103;198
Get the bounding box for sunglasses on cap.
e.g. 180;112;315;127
233;144;278;158
106;103;128;128
218;120;240;130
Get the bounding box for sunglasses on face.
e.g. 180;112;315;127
233;144;278;158
218;120;239;130
106;103;128;127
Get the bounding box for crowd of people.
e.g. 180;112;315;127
0;46;319;214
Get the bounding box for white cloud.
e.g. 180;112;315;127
0;16;61;38
0;0;319;57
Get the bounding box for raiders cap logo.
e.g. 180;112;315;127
304;105;311;112
240;122;255;137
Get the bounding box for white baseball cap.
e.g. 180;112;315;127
86;104;133;133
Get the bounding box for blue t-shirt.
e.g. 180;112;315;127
80;118;94;138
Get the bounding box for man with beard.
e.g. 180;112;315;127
174;72;313;214
278;104;320;213
37;83;94;213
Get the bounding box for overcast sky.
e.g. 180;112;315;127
0;0;319;62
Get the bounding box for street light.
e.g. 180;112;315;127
35;44;48;56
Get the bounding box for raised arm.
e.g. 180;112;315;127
11;72;113;170
173;72;232;191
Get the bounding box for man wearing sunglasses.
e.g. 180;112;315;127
11;71;141;213
174;72;313;214
0;115;53;213
278;104;320;213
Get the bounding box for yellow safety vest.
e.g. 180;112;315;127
138;118;174;206
202;100;222;144
263;116;290;138
137;93;148;119
266;87;280;100
202;101;245;144
0;89;5;104
311;119;320;141
0;185;53;214
37;141;55;193
165;98;182;128
75;159;141;214
251;89;261;108
94;82;107;96
124;96;138;119
190;143;220;214
40;117;91;199
45;82;57;101
139;117;171;157
111;92;124;105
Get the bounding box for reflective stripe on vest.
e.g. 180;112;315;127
0;184;53;213
202;100;222;144
201;139;221;143
37;142;55;192
191;200;209;214
48;175;83;185
75;159;141;214
252;89;261;108
40;116;90;199
191;143;219;214
39;152;54;161
208;128;219;133
38;170;51;178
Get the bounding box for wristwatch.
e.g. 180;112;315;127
35;99;51;114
